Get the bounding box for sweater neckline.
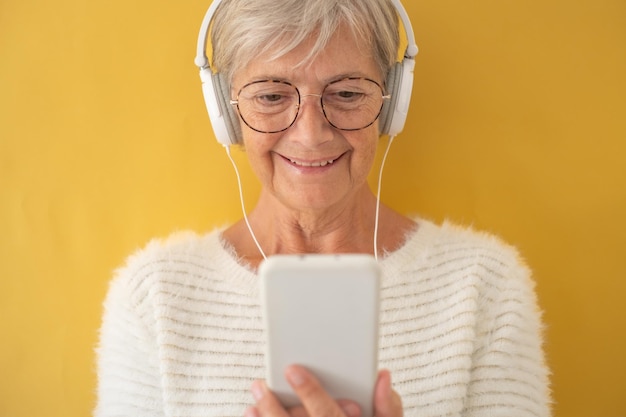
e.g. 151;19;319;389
211;217;438;288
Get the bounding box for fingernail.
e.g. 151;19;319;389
380;369;392;395
341;403;361;417
244;406;260;417
285;366;307;387
251;380;264;401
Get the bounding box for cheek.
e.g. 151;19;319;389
241;132;279;180
349;131;380;172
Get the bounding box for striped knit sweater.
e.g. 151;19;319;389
95;219;551;417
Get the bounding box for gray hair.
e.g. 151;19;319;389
211;0;400;84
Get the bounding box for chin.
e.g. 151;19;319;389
278;182;361;212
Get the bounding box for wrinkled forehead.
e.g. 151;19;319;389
230;24;378;85
232;35;381;92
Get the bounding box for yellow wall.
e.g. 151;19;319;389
1;0;624;416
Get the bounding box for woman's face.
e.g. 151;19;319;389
231;27;383;213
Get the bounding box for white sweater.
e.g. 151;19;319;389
95;219;551;417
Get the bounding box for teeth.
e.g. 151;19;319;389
289;158;336;167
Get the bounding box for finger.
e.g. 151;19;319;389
336;399;363;417
374;370;403;417
250;379;290;417
287;400;361;417
285;365;360;417
244;405;260;417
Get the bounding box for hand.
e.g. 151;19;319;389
244;365;403;417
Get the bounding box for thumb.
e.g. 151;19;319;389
374;370;403;417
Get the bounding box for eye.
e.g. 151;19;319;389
255;93;286;104
336;90;364;100
324;88;370;110
240;81;298;108
325;88;365;104
323;78;379;107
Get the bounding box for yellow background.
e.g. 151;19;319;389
1;0;625;416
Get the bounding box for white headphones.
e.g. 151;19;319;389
194;0;418;146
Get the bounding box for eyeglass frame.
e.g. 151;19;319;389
229;77;391;134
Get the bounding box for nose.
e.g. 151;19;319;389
290;93;333;146
297;93;325;120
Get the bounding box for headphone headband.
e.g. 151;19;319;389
194;0;223;69
195;0;417;71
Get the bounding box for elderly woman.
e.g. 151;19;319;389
94;0;551;416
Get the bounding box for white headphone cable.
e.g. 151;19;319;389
224;145;268;261
373;135;396;261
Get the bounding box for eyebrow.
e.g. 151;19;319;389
243;71;376;86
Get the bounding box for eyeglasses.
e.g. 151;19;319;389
230;77;390;133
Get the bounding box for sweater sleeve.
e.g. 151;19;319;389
94;272;165;417
463;251;551;417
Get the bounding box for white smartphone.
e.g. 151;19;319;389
259;254;380;417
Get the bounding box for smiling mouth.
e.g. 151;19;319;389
288;158;337;167
283;151;345;168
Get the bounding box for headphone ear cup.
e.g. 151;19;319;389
379;58;415;137
378;62;402;136
200;68;242;146
213;72;243;144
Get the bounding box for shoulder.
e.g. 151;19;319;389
121;229;222;276
436;220;527;267
396;218;535;293
401;218;526;263
124;229;221;268
440;219;531;278
104;229;226;306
